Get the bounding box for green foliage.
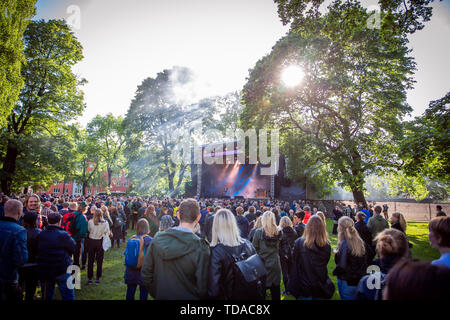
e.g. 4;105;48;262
0;0;36;128
87;113;126;187
400;92;450;183
274;0;439;35
242;1;415;205
0;19;86;194
123;67;197;196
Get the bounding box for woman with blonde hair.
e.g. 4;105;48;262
248;214;263;242
333;216;367;300
356;228;410;300
288;215;334;300
87;208;110;285
207;209;257;299
100;205;112;228
390;212;407;233
252;211;282;300
316;211;326;226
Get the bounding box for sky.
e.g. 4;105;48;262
34;0;450;125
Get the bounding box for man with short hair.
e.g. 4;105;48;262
0;199;28;300
37;212;76;300
244;206;257;223
141;198;210;299
59;202;70;216
436;205;447;217
367;206;389;239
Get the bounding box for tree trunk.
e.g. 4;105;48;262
0;140;19;195
351;188;367;209
107;167;112;187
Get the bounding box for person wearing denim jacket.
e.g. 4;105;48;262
0;199;28;300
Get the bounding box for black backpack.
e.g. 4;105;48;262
224;247;267;300
114;215;123;228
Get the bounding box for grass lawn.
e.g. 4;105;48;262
36;219;440;300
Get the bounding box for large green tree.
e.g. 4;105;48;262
0;19;86;194
241;1;416;206
0;0;36;127
87;113;126;188
124;67;200;196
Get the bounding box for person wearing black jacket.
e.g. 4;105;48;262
19;211;41;301
333;216;367;300
293;211;306;238
354;212;376;264
279;216;298;294
37;212;76;300
288;216;334;300
207;209;256;299
332;206;343;235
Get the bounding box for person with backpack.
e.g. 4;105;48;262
279;216;297;294
141;198;210;300
252;211;282;300
288;215;334;300
207;209;263;300
63;202;88;267
36;212;76;300
333;216;368;300
87;208;110;285
124;218;152;300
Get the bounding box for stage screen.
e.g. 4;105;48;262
201;162;270;199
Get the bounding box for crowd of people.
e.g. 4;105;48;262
0;192;449;301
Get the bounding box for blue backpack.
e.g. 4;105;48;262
124;235;150;269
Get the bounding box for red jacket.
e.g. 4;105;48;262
304;210;311;224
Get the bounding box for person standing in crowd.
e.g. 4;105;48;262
354;212;375;264
293;211;306;238
436;205;447;217
19;211;41;301
252;211;282;300
124;219;152;300
279;216;297;294
383;259;450;300
158;215;174;234
302;206;312;224
356;228;410;300
58;202;70;216
428;216;450;268
0;199;28;301
333;217;367;300
37;212;76;300
382;204;389;220
144;204;160;238
117;203;127;242
87;208;110;285
272;207;281;226
235;206;249;239
110;207;123;248
248;215;262;242
141;198;210;300
332;205;343;235
100;205;113;228
131;198;141;230
72;202;88;267
137;201;147;220
288;215;334;300
207;209;257;299
367;206;389;239
244;206;257;223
